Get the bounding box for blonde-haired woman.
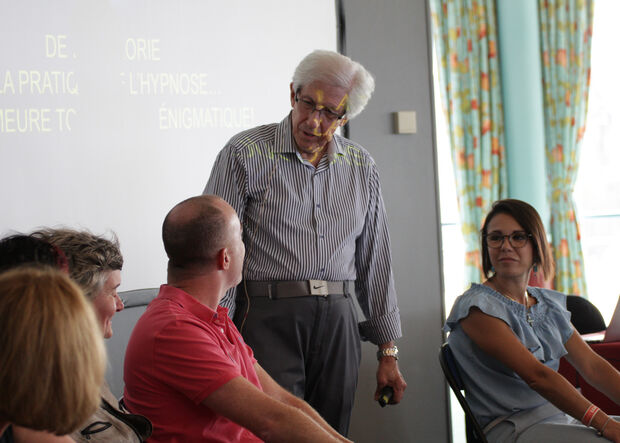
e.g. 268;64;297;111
0;267;106;440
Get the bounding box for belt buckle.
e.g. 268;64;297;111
309;280;329;296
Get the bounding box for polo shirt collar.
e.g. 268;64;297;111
157;284;229;325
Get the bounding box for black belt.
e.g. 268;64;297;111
244;280;354;299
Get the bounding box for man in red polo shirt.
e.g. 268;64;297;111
123;195;350;442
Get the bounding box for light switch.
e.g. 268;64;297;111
393;111;417;134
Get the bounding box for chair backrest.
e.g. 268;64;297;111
566;295;606;334
439;343;488;443
105;288;159;398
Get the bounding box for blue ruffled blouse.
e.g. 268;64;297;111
444;283;574;427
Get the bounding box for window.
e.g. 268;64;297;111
574;0;620;323
432;40;467;443
432;46;466;320
432;5;617;443
434;1;620;324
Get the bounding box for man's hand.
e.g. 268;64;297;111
374;351;407;405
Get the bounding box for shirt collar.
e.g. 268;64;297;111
157;284;230;325
273;113;346;162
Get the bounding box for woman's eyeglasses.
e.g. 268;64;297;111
485;231;532;249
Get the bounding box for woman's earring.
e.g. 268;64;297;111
533;264;538;273
491;266;495;273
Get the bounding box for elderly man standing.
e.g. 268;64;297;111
204;49;406;434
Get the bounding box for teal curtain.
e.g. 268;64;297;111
538;0;593;295
430;0;508;284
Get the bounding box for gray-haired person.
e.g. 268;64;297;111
204;49;406;434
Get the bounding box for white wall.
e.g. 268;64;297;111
0;0;336;291
342;0;449;441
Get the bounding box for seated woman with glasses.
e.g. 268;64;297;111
445;199;620;442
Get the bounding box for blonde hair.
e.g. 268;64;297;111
0;267;106;434
31;229;123;299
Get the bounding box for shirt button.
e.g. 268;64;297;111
320;268;325;273
316;204;321;208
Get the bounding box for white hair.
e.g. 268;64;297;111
292;50;375;120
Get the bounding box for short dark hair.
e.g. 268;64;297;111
480;199;555;280
162;195;229;269
0;234;67;273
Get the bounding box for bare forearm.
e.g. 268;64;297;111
522;366;620;438
234;370;350;443
580;358;620;406
528;368;595;420
532;334;620;438
259;404;349;443
282;394;350;442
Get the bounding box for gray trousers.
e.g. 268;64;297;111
234;292;361;436
487;411;619;442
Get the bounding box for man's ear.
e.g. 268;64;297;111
217;248;230;270
290;82;296;107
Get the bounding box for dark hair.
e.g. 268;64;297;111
0;234;67;273
480;199;555;280
162;195;229;269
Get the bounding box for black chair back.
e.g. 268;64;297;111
439;343;488;443
566;295;606;334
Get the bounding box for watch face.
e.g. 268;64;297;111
377;347;398;360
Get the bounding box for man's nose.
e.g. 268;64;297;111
307;109;323;127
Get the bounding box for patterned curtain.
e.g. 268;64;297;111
538;0;593;295
430;0;508;284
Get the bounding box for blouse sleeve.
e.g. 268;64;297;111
536;288;574;345
444;285;514;333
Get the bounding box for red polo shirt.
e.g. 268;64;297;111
123;285;262;442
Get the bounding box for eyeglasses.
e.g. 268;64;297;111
485;231;532;249
294;92;346;123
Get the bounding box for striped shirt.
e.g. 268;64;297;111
204;114;401;344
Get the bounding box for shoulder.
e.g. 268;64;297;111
133;297;213;345
226;123;278;151
333;133;376;168
454;283;502;308
100;383;118;405
529;287;571;324
445;284;514;331
531;287;567;307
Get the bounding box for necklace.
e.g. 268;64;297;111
525;291;534;327
488;280;534;327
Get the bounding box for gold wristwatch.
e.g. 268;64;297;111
376;346;399;360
